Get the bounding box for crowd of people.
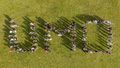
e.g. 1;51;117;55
8;20;39;53
43;21;77;51
81;20;113;54
7;19;112;54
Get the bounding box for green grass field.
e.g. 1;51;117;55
0;0;120;68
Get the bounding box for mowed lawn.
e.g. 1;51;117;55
0;0;120;68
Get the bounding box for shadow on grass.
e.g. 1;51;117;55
74;14;108;51
21;16;33;51
3;14;109;52
97;23;109;50
72;16;84;50
3;14;11;47
53;17;72;50
75;14;103;22
36;17;46;49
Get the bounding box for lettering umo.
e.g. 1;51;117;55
5;16;112;54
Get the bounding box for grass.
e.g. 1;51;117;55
87;23;98;50
0;0;120;68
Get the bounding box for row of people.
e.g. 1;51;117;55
81;24;88;52
44;23;52;52
8;20;19;52
87;20;112;25
29;22;38;52
106;24;112;54
70;22;77;51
